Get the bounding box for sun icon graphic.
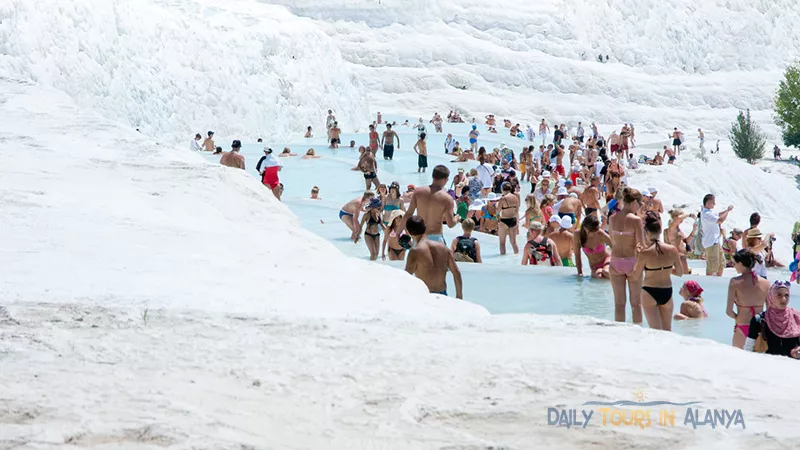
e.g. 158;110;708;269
632;388;648;403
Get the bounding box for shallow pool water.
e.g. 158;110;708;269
207;114;790;346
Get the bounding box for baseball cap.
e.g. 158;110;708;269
231;140;242;148
263;147;273;154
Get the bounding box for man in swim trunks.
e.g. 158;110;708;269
404;216;463;299
357;145;381;190
329;122;341;148
341;191;375;242
255;146;283;200
672;127;682;154
581;176;602;219
401;165;462;247
550;216;576;266
202;131;215;152
608;131;620;159
381;123;400;160
220;139;246;170
557;191;583;230
555;144;566;176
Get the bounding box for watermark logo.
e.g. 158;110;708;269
547;389;745;430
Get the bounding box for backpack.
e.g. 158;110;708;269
454;236;477;262
528;237;555;265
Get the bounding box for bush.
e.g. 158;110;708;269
775;62;800;148
729;109;766;164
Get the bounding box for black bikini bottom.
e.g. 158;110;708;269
642;286;673;306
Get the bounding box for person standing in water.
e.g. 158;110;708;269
608;188;646;324
469;124;480;151
220;140;246;170
414;132;428;173
255;147;283;200
357;146;380;191
340;191;375;242
326;109;336;140
202;131;215;152
191;133;203;151
700;194;734;277
727;249;770;348
497;182;520;255
634;212;684;331
404;216;463;299
744;281;800;358
381;123;400;161
674;280;708;320
402;165;462;246
551;216;576;267
539;119;550;146
368;124;380;154
355;198;385;261
575;214;612;278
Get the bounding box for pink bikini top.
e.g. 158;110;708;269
583;244;606;255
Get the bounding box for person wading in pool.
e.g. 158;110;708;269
401;165;462;246
340;191;375;242
357;145;380;190
404;216;463;299
608;188;646;324
381;123;400;160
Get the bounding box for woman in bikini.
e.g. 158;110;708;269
664;209;697;275
634;212;684;331
368;124;380;154
726;249;770;348
355;198;385;261
497;182;520;255
381;182;405;225
575;214;612;279
381;210;407;261
608;188;646;324
524;194;543;229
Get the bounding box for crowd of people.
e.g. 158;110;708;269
197;108;800;359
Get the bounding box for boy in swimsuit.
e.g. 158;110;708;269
329;122;341;148
202;131;215;152
404;216;463;299
551;216;576;267
357;146;380;190
414;132;428;173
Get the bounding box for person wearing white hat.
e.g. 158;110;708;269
555;185;583;230
482;193;499;234
546;214;562;236
550;215;577;267
533;171;554;203
522;221;562;266
647;187;664;214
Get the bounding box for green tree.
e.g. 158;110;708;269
775;62;800;147
729;109;766;164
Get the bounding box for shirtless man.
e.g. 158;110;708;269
647;187;664;214
377;111;382;124
202;131;215;152
663;145;676;164
557;192;583;230
672;127;682;154
620;124;630;155
551;216;576;267
304;126;313;138
326;110;336;139
539;119;550;146
358;146;380;190
608;130;621;159
329;122;342;148
340;191;375;241
581;176;602;219
220;140;245;170
404;216;463;299
402;165;462;246
381;123;400;160
414;132;428;173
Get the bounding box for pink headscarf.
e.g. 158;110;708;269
765;281;800;339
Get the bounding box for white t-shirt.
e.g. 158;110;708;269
594;160;604;178
577;126;584;137
191;139;202;151
754;251;768;278
700;208;721;249
476;163;494;188
533;149;543;166
445;138;456;153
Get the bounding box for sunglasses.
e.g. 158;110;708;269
774;280;791;288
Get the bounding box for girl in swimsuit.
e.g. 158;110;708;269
634;212;683;331
382;183;405;225
608;188;646;324
356;198;385;261
575;214;612;279
726;249;770;348
497;183;520;256
381;210;407;261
